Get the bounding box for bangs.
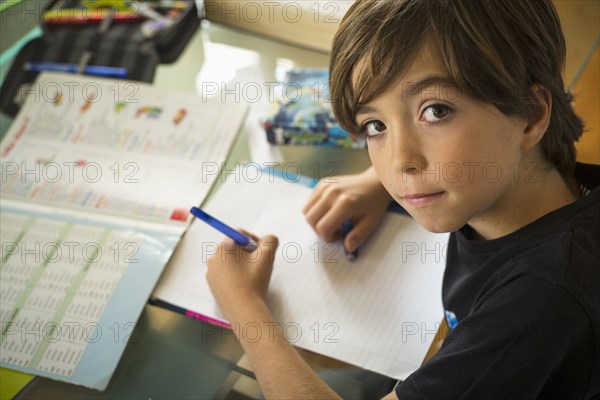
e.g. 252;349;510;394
331;0;535;136
331;0;435;136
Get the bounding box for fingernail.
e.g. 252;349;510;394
347;240;356;253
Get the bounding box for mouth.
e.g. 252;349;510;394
401;191;446;207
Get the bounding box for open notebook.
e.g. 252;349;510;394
0;73;247;390
152;170;449;380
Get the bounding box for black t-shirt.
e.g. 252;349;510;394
396;163;600;399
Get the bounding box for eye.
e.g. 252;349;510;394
420;104;453;124
359;120;387;138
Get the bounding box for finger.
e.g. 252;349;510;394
343;215;379;253
304;197;333;231
315;189;356;242
221;236;237;250
237;228;260;242
207;241;230;268
304;184;344;229
258;234;279;263
302;180;330;214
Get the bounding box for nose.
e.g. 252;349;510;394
388;124;426;177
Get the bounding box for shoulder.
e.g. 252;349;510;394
466;275;593;343
451;187;600;319
398;276;598;399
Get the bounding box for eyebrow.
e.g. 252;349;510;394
355;76;459;117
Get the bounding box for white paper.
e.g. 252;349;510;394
153;170;449;379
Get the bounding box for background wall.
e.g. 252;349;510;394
554;0;599;164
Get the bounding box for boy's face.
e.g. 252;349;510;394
355;45;530;236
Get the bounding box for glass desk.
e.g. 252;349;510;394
6;20;392;400
19;304;247;399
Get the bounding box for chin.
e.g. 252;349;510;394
410;214;464;234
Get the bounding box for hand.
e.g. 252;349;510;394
206;230;279;322
303;166;392;253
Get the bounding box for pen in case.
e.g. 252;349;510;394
24;62;128;78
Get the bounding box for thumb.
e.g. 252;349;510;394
343;217;377;253
258;234;279;263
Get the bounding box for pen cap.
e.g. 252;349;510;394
244;241;259;252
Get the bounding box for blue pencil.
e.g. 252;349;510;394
190;207;258;251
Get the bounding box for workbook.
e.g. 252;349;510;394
0;72;247;390
152;170;449;380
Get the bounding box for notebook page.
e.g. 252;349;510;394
153;172;448;379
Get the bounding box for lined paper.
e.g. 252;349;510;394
153;172;449;379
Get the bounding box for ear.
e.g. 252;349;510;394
521;84;552;151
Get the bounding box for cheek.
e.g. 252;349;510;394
367;144;389;185
367;145;397;199
436;127;521;185
367;143;381;172
464;119;523;164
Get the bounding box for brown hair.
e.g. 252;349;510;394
330;0;584;173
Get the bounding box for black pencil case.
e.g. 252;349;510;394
0;0;201;117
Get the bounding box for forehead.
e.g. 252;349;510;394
401;42;448;82
352;40;451;104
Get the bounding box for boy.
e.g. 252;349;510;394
206;0;600;398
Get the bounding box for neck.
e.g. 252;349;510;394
468;163;578;240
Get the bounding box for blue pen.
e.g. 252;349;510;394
24;62;128;78
341;220;359;261
190;207;258;251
